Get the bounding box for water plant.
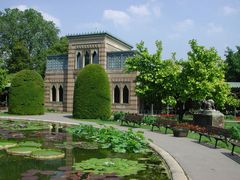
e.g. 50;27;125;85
31;149;65;160
18;141;42;147
73;158;146;176
0;141;17;150
67;125;149;153
7;146;40;156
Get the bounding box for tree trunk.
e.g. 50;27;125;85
177;102;185;122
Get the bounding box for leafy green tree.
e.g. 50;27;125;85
176;40;232;120
47;36;68;55
125;41;181;113
126;39;235;120
0;8;59;76
0;60;7;92
7;41;31;73
225;46;240;82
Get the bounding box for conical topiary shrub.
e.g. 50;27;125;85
73;64;111;119
8;70;44;115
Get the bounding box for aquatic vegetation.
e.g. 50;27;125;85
31;149;65;160
0;120;49;131
67;125;149;153
6;146;40;156
18;141;42;147
0;141;17;150
73;158;146;176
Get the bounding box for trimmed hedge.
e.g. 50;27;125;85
73;64;111;119
8;70;44;115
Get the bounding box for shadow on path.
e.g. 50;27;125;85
222;152;240;164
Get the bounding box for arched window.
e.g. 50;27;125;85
114;85;120;103
59;85;63;102
76;52;82;69
92;50;99;64
51;85;56;102
123;85;129;103
84;51;90;66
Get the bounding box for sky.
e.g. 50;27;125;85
1;0;240;59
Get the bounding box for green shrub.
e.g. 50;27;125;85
142;116;157;125
73;64;111;119
8;70;44;115
113;111;125;121
229;125;240;140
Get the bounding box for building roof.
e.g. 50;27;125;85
227;82;240;88
66;31;133;49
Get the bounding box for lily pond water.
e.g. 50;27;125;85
0;120;171;180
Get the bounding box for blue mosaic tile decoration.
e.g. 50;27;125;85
107;51;134;70
46;54;68;71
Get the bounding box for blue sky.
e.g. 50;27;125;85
1;0;240;59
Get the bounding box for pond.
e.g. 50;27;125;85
0;120;171;180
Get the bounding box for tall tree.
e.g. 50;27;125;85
126;40;235;120
0;8;59;76
125;41;181;112
0;60;7;92
225;46;240;82
176;40;232;120
47;36;68;55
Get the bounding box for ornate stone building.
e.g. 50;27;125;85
44;32;139;113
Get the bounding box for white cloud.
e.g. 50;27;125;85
128;4;150;16
223;5;238;15
207;23;223;33
13;5;28;11
175;19;194;32
40;11;61;27
168;19;194;39
103;10;130;26
11;4;61;27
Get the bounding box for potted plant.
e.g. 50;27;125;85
172;123;189;137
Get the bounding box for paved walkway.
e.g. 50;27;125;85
1;113;240;180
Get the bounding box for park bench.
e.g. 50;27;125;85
197;126;231;148
151;118;177;134
121;113;143;126
228;140;240;155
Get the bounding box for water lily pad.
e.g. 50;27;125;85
31;149;65;160
6;146;40;156
19;141;41;147
0;141;17;150
73;158;146;176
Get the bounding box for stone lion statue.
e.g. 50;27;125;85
201;99;215;110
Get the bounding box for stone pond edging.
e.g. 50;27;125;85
0;116;189;180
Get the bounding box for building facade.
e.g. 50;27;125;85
44;32;139;113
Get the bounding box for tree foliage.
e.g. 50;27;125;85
225;46;240;82
179;40;230;107
8;70;44;115
125;41;181;106
0;8;59;76
126;39;235;119
0;60;7;92
73;64;111;120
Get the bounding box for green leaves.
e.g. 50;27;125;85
126;39;234;111
67;125;149;153
0;8;59;76
73;158;146;176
